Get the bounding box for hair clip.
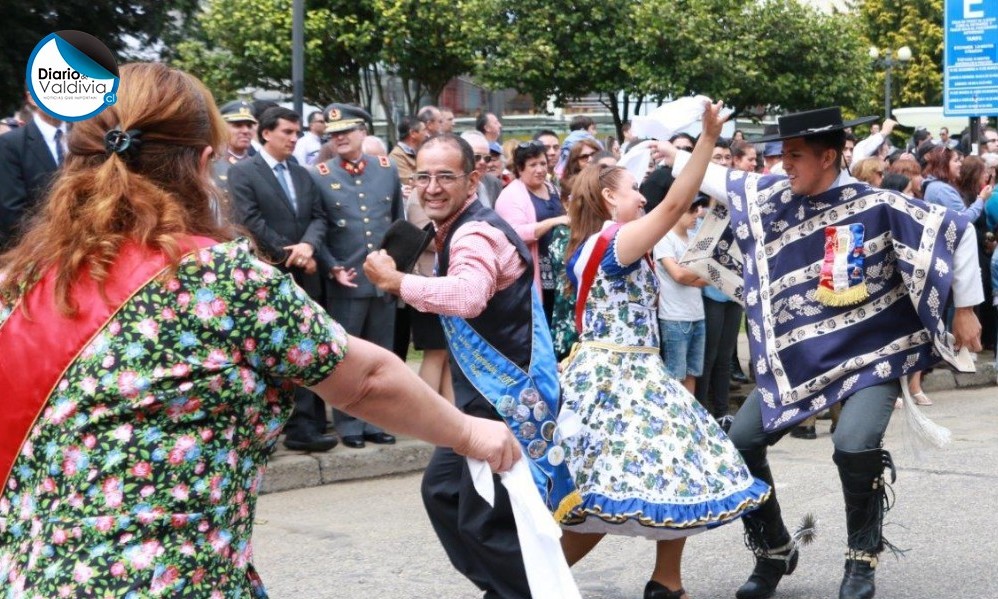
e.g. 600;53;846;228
104;128;143;157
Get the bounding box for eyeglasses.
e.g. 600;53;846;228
577;152;596;162
411;172;470;188
473;153;495;164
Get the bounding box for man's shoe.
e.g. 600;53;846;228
341;435;366;449
736;544;799;599
839;557;876;599
363;432;396;445
283;434;338;453
790;425;817;440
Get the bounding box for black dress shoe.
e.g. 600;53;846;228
644;580;686;599
341;435;366;449
283;433;338;452
363;432;396;445
790;425;817;440
839;558;876;599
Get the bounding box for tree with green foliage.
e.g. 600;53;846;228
858;0;943;116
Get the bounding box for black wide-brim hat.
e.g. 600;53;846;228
753;107;879;143
379;220;435;275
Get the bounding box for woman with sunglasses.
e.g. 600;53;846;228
495;141;570;326
557;100;770;599
0;63;519;598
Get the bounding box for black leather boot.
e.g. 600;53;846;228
735;449;797;599
833;448;896;599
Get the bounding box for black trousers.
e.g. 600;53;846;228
420;397;531;599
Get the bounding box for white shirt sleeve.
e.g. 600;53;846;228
670;151;730;204
951;227;984;307
850;133;884;165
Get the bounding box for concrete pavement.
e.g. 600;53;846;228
260;339;996;495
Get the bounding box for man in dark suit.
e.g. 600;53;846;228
227;106;337;452
310;103;404;448
0;98;65;249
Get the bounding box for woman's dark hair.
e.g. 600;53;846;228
921;146;959;183
881;172;910;194
956;155;987;206
512;141;546;177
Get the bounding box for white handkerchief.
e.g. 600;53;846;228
631;96;710;140
618;140;655;186
467;454;582;598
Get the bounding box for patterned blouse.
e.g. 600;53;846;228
0;240;348;598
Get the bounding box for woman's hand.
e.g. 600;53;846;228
651;140;677;166
453;416;521;473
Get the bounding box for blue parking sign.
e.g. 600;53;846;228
944;0;998;116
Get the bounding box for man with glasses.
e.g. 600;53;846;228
293;110;327;166
982;127;998;156
364;133;564;599
533;129;561;189
310;103;405;449
461;130;503;207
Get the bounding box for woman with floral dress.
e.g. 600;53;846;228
557;101;770;599
0;63;518;598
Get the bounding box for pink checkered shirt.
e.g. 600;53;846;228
400;198;527;319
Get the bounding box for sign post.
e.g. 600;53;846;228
944;0;998;149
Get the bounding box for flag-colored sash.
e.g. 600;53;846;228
0;237;216;489
440;289;580;520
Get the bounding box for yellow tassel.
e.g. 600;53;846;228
815;282;869;307
552;491;583;523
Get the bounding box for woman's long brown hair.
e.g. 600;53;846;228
0;62;237;316
564;164;625;290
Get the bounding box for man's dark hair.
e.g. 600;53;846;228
533;129;558;141
569;115;595;132
398;115;421;141
419;133;475;174
475;112;493;134
669;133;696;147
801;129;847;171
417;105;439;126
844;132;858;144
251;100;279;121
306;110;324;125
257;106;300;144
714;137;731;149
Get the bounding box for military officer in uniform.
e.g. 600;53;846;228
311;103;405;448
210;100;258;222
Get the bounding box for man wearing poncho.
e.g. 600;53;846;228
654;107;984;599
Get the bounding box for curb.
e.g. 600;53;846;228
260;352;996;495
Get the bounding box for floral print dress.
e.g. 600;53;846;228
558;224;769;539
0;240;348;598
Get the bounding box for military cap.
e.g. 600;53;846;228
323;103;373;134
219;100;258;124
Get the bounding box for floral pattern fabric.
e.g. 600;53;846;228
548;224;578;359
558;227;769;539
0;240;348;598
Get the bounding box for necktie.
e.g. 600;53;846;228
54;128;64;165
274;163;298;214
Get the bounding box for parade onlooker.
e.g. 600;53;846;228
476;111;502;144
293;110;326;166
560;138;602;199
0;62;520;598
460;130;503;208
851;157;885;187
959;155;998;354
557;101;769;599
923;146;989;223
0;95;65;250
654;194;709;393
310;103;405;449
888;157;924;198
439;108;456;133
388;115;426;182
361;135;388;157
417;105;444;137
228;105;336;452
494;141;568;325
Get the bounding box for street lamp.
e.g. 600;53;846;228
868;45;912;120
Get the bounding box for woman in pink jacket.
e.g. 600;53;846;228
495;141;570;325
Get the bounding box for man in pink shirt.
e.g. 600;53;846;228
365;134;547;598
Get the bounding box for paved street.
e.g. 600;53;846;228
253;385;998;599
